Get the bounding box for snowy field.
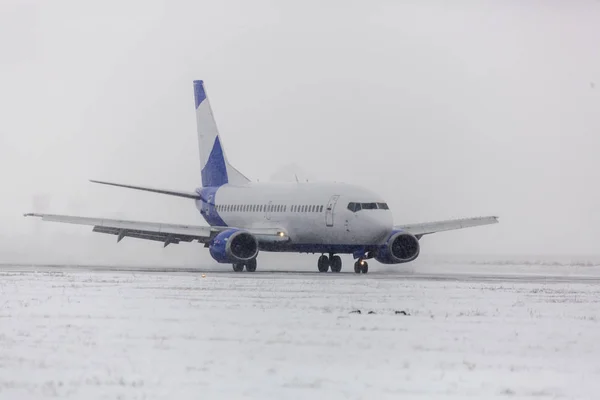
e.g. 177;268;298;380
2;265;600;399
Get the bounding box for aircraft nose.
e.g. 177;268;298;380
366;211;393;243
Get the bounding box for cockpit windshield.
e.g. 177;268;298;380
347;202;390;212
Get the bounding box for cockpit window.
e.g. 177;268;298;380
347;202;390;212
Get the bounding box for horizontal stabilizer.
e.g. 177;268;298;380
396;216;499;237
90;180;201;200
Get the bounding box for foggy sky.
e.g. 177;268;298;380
1;0;599;265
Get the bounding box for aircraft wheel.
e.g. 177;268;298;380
246;259;257;272
361;262;369;274
330;255;342;273
354;260;368;274
233;263;244;272
317;255;329;272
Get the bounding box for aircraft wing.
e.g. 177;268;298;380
23;213;288;247
395;216;499;237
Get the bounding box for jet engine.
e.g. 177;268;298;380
374;230;420;264
209;229;259;263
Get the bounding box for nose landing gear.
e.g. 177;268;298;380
354;259;369;274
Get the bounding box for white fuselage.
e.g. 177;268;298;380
195;181;394;250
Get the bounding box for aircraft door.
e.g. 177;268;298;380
203;194;214;216
266;201;272;220
325;195;340;227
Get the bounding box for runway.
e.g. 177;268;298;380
3;263;600;284
2;261;600;398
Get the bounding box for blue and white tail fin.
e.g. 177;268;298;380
194;80;250;188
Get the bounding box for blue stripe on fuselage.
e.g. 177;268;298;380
259;242;376;255
196;186;228;227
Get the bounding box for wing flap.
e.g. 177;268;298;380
396;216;499;236
92;226;198;245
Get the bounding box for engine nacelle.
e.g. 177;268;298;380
209;229;259;264
374;230;420;264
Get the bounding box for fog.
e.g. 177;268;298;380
1;0;599;265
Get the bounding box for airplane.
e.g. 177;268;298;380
24;80;498;274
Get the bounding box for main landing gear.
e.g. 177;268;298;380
354;259;369;274
317;254;342;273
232;258;257;272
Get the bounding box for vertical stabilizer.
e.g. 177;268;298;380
193;80;250;187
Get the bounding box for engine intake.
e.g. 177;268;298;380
374;230;420;264
209;229;259;264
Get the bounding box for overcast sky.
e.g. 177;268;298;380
1;0;599;265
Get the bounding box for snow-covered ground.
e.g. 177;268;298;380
1;266;600;399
